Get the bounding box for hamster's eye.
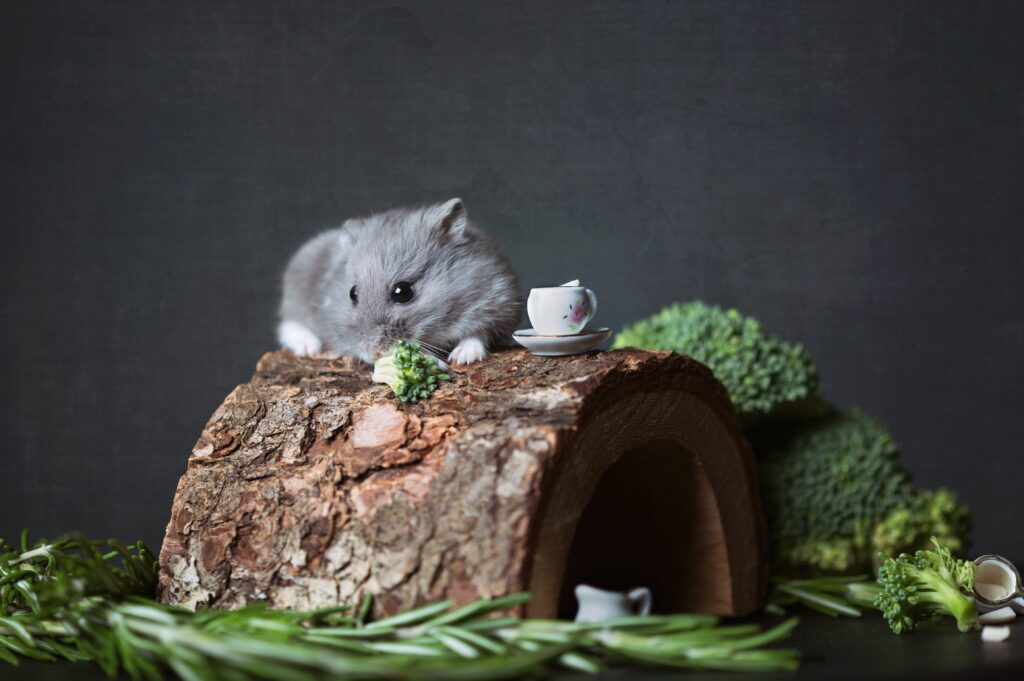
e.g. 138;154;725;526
349;285;358;306
390;281;414;304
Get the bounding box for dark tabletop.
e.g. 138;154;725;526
2;611;1021;681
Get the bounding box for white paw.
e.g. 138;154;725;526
448;337;487;365
278;320;322;356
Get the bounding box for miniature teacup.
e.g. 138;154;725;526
527;281;598;335
975;555;1024;614
574;585;652;624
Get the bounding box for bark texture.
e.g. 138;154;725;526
158;349;766;618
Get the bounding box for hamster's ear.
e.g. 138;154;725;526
426;198;467;241
337;221;355;251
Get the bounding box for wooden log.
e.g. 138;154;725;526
157;349;766;618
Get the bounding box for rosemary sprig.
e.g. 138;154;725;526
2;532;801;678
767;575;882;617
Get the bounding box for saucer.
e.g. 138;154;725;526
512;327;612;356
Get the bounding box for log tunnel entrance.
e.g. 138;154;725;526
556;440;730;617
525;384;762;620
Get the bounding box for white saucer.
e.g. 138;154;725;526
512;327;612;356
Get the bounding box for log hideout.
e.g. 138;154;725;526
158;348;766;618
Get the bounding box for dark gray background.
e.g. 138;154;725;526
2;1;1022;564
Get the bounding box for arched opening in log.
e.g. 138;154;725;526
527;384;761;619
555;440;730;617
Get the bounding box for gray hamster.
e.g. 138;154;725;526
278;198;520;365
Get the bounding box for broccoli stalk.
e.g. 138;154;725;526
874;538;977;634
371;341;450;403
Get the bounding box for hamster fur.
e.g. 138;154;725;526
278;198;520;365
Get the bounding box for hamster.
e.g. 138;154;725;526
277;198;521;365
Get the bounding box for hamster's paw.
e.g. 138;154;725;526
278;320;323;356
448;337;487;365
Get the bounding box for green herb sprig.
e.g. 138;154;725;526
767;575;881;618
2;532;800;679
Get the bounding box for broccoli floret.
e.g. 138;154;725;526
757;410;974;575
872;488;971;566
757;409;916;573
612;301;818;417
874;537;977;634
779;536;867;574
371;341;450;403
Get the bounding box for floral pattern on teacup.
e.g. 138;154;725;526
563;298;588;324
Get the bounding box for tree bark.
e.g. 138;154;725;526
158;348;766;618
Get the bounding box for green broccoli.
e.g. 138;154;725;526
371;341;450;403
874;537;977;634
776;536;867;574
612;301;818;417
872;488;971;566
614;300;973;576
755;409;972;574
756;409;914;572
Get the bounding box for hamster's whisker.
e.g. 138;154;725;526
400;337;448;359
413;344;447;360
420;343;448;357
400;336;446;353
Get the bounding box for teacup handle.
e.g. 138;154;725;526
627;587;652;616
585;288;598;324
526;291;538;329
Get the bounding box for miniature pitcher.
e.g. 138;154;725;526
574;584;652;624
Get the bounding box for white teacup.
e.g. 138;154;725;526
527;281;597;335
574;585;652;624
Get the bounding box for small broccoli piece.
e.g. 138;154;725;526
612;301;818;417
872;488;971;565
371;341;450;403
874;537;977;634
757;408;917;573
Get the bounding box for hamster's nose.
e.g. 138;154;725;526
366;334;394;359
